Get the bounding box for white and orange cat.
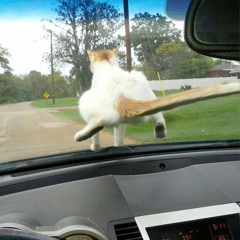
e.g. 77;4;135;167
74;48;240;151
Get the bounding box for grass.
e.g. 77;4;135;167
32;92;240;143
31;97;78;108
125;94;240;143
53;109;81;122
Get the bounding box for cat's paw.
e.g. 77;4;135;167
74;132;84;141
90;143;101;152
154;123;167;138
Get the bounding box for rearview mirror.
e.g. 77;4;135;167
184;0;240;60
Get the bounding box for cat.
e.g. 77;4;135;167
74;48;240;151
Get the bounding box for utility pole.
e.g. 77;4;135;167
48;30;55;104
123;0;132;72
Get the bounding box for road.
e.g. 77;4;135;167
0;102;134;163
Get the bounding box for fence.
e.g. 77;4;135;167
149;77;239;91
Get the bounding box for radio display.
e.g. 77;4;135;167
146;215;235;240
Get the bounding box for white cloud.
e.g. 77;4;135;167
0;19;59;75
173;20;184;38
0;17;184;76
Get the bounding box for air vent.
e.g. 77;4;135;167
113;220;143;240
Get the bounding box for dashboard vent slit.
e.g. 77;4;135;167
114;221;143;240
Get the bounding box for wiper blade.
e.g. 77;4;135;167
0;150;93;175
0;147;137;175
213;140;240;147
0;140;239;175
136;139;240;151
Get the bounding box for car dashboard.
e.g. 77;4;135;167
0;147;239;240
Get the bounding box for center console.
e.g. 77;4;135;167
135;203;240;240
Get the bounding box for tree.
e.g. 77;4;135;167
156;41;215;79
47;71;69;98
27;71;50;100
44;0;123;94
0;44;12;72
131;12;181;66
172;57;215;79
0;72;32;103
156;41;187;70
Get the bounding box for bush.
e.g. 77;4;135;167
0;95;17;104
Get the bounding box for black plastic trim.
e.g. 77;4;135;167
184;0;240;60
0;148;239;197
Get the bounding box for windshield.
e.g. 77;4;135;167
0;0;239;163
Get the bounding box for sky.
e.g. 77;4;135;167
0;0;185;75
0;0;58;75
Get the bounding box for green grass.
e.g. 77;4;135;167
154;90;180;97
31;97;78;108
32;94;240;143
52;109;115;135
124;94;240;143
53;109;81;122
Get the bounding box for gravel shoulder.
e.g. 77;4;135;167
0;102;134;162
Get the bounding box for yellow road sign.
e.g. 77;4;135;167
43;92;50;99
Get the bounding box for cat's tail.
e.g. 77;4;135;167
117;82;240;118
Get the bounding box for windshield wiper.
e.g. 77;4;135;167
132;139;240;152
0;140;239;175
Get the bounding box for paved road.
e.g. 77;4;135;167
0;102;134;162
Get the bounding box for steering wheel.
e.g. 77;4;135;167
0;228;56;240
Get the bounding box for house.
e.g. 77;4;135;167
207;63;238;77
229;66;240;79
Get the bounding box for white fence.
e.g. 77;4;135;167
149;77;239;91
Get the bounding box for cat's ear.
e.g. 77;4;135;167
113;48;119;57
87;50;94;61
87;50;93;57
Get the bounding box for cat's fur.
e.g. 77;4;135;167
74;48;240;151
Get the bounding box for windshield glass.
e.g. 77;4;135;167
0;0;239;163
